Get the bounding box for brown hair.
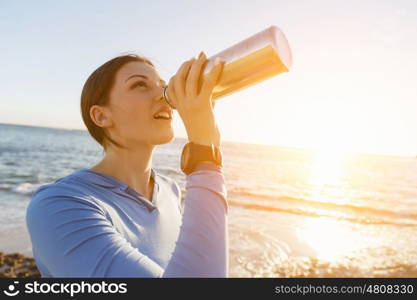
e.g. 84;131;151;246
80;54;155;151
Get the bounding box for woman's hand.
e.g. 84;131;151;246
166;51;225;147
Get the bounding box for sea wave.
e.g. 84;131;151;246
227;188;417;226
0;182;42;196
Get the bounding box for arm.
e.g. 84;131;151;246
25;167;228;278
164;164;228;277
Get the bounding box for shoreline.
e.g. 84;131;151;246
2;250;417;278
2;203;417;278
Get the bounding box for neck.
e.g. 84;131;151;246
91;143;156;199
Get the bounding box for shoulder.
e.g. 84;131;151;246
26;178;109;240
28;170;105;216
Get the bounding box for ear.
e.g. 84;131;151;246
90;105;113;128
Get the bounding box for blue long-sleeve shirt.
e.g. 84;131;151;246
25;163;228;277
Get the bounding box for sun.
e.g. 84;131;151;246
309;147;349;186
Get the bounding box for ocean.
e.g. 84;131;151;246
1;122;417;277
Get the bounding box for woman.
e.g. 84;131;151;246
25;51;228;277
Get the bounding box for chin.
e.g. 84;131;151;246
153;129;175;145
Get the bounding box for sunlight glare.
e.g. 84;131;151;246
296;218;360;261
309;148;348;186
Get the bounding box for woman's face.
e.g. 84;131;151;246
95;61;174;148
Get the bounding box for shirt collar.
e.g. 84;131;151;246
74;167;157;189
72;168;119;189
72;168;160;211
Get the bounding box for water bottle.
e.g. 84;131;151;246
163;25;292;108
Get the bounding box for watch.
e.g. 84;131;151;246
180;142;223;175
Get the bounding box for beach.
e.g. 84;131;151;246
2;203;417;278
0;252;40;278
1;123;417;278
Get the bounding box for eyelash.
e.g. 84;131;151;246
132;81;148;89
131;81;165;90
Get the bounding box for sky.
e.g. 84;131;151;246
0;0;416;156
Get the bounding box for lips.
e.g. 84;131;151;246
153;105;173;120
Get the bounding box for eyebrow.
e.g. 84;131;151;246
125;74;166;86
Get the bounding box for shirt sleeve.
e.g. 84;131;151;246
26;168;228;278
164;167;228;277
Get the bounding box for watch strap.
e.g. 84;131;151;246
181;142;223;175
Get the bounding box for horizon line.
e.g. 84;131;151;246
1;121;415;159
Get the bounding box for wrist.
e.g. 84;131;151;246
187;126;220;147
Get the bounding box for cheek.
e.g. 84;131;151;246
115;101;152;130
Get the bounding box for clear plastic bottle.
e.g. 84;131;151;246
163;25;292;108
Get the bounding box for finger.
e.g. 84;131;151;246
173;58;195;100
201;57;225;99
185;51;208;97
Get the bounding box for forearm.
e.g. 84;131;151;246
162;167;228;277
